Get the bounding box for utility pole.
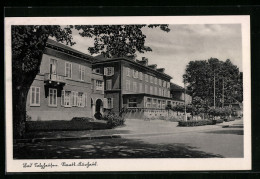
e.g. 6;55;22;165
214;72;215;109
222;78;224;108
184;81;187;121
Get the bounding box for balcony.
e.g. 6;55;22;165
44;73;66;85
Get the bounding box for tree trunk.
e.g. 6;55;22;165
13;84;31;139
13;65;40;139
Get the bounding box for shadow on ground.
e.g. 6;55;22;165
203;129;243;135
24;129;131;139
14;138;222;159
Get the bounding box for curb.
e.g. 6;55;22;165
14;134;121;144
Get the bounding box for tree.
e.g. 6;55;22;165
12;24;170;138
183;58;242;109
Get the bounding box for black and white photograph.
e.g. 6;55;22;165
5;16;251;172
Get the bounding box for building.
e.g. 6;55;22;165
26;39;185;121
170;83;192;105
26;39;104;121
93;56;177;119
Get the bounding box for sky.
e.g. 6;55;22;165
68;24;242;86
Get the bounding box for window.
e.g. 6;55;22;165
162;100;166;109
139;83;143;93
168;90;171;98
154;87;157;95
158;88;162;96
163;80;166;88
153;99;157;108
50;59;57;74
65;62;72;78
159;79;162;86
150;86;153;94
139;72;143;80
133;70;139;78
126;80;130;91
104;98;113;109
77;92;85;107
64;91;71;107
126;67;131;77
133;82;137;92
49;88;57;106
154;77;157;85
162;89;165;97
150;76;153;83
30;86;40;106
106;80;112;90
61;90;75;107
158;100;161;109
145;84;148;94
145;74;148;82
96;80;103;90
104;67;114;76
128;98;137;108
72;91;78;106
167;82;170;88
146;98;152;108
79;65;85;81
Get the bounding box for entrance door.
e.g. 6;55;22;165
94;99;103;119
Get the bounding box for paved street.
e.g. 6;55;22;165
13;119;243;159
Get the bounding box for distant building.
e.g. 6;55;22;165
170;83;192;105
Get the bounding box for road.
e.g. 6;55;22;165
13;119;243;159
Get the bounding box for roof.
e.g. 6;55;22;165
170;83;185;91
93;55;172;79
46;39;95;61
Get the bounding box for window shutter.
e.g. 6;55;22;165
111;98;113;108
111;67;114;75
103;98;108;108
70;91;73;107
75;92;78;106
85;93;87;107
104;67;108;76
82;93;85;107
61;90;65;106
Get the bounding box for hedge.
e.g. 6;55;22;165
26;117;107;131
178;120;210;127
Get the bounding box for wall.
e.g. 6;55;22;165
26;49;93;121
121;61;171;98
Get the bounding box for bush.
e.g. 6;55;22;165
215;118;224;124
103;112;125;129
26;114;32;121
178;120;210;127
71;117;94;122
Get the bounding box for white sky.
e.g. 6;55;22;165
68;24;242;86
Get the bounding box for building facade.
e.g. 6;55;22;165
170;83;192;105
93;56;178;119
26;39;104;121
26;39;188;121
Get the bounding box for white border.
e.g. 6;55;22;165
5;16;251;172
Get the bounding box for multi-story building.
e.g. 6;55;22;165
26;39;104;121
170;83;192;105
26;39;187;121
93;56;176;118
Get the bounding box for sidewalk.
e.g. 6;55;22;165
15;118;243;143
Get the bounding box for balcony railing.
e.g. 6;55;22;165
44;73;65;84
